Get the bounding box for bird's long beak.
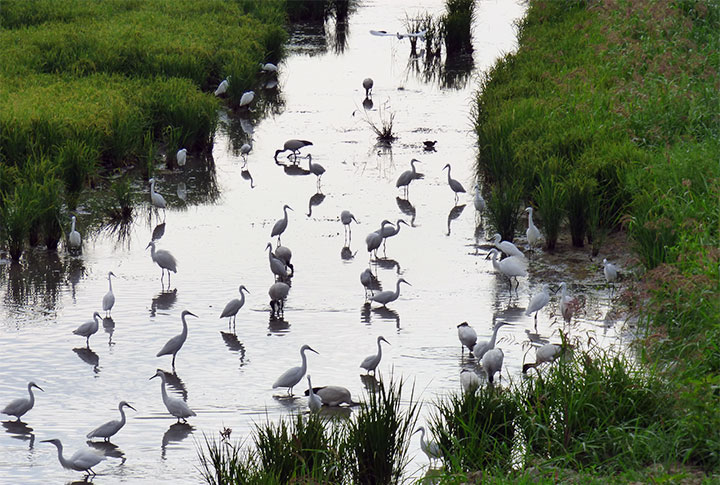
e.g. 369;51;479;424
40;439;53;443
35;385;44;392
308;347;319;354
149;374;157;380
145;242;152;250
127;404;137;412
381;337;390;345
186;311;198;318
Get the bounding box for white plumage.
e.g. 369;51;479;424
522;343;563;374
68;215;82;249
273;344;318;395
525;207;541;249
491;233;524;258
239;90;254;108
473;321;508;360
460;369;480;393
42;439;105;476
306;375;322;413
2;381;43;421
481;348;504;383
360;336;389;374
176;148;187;167
102;271;116;316
149;178;166;210
603;258;618;284
87;400;136;441
488;249;527;288
156;310;198;369
456;322;477;354
146;241;177;285
414;426;441;464
73;312;102;346
525;284;551;323
219;285;250;328
150;369;196;422
214;79;229;96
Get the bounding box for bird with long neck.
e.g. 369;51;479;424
369;278;410;307
2;381;43;421
525;207;541;250
150;369;196;422
156;310;198;369
360;336;390;374
86;401;136;441
102;271;116;317
473;321;509;360
442;163;466;202
42;439;105;477
272;344;319;395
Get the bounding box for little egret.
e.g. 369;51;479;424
260;62;278;73
522;343;562;374
156;310;198;369
176;148;187;167
603;258;618;285
305;385;355;406
362;77;373;97
341;210;359;240
460;369;480;393
360;268;381;300
525;284;550;324
214;78;229;96
240;143;252;163
271;205;293;245
2;381;43;421
365;220;394;258
491;233;524;258
559;281;579;323
87;401;136;441
414;426;441;464
273;344;319;395
219;285;250;329
369;278;410;308
268;282;290;318
525;207;541;249
274;139;313;161
102;271;116;317
360;336;389;374
487;249;527;290
149;178;166;212
275;245;294;275
423;140;437;150
150;369;196;422
442;163;466;202
473;321;509;360
474;184;486;213
482;348;504;383
74;312;102;347
42;439;105;477
68;215;82;249
396;159;422;197
239;90;254;109
267;243;289;281
146;241;177;286
457;322;477;354
307;154;325;188
306;375;322;412
380;219;408;251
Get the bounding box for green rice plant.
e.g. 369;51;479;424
626;193;678;270
343;377;419;485
56;138;99;196
285;0;328;22
107;176;133;221
431;386;518;474
586;189;609;258
162;126;182;171
1;183;38;260
441;0;475;56
533;165;566;251
486;180;523;243
198;434;259;485
142;129;157;180
564;174;595;247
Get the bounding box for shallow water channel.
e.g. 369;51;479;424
0;1;633;483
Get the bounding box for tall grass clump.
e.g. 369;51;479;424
364;106;397;145
344;377;419;485
56;138;99;209
441;0;475;55
533;170;566;251
564;174;595;247
486;181;523;242
107;176;133;221
1;184;38;260
431;386;518;474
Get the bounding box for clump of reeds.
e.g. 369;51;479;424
107;176;133;221
533;164;566;251
364;106;397;145
565;174;595;247
56;138;98;210
1;184;38;260
486;181;523;242
441;0;475;56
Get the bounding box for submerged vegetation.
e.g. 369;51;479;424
0;0;287;259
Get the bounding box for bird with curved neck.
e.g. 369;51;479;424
2;381;43;421
150;369;196;422
267;243;289;281
491;233;524;258
87;400;136;441
396;159;422;197
306;375;322;412
442;163;466;202
414;426;441;465
102;271;116;317
360;336;390;374
149;178;166;212
365;220;394;259
487;249;527;290
68;215;82;250
42;439;105;477
525;207;541;250
73;312;102;347
156;310;198;369
473;321;509;360
220;285;250;330
271;205;293;246
146;241;177;287
273;344;319;395
369;278;410;308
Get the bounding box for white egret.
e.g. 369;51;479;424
482;348;504;383
474;184;486;213
559;281;579;323
522;343;562;374
487;249;527;290
214;78;229;96
306;385;355;406
268;282;290;318
360;268;381;300
525;207;541;249
491;233;524;258
42;439;105;477
306;375;322;413
380;219;408;251
362;77;373;97
240;142;252;163
365;220;393;258
360;336;389;374
74;312;102;346
219;285;250;329
176;148;187;167
274;139;313;161
239;90;254;109
271;204;293;245
150;369;196;422
149;178;166;211
457;322;477;354
460;369;480;393
68;215;82;249
442;163;466;202
267;243;289;281
473;321;509;360
156;310;198;369
2;381;43;421
273;344;319;395
307;154;325;188
275;245;294;275
341;210;359;239
525;284;550;324
603;258;618;285
414;426;441;464
87;401;136;441
396;159;422;197
102;271;116;317
146;241;177;286
369;278;410;308
260;62;278;73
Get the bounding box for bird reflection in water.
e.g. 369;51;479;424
151;222;166;242
158;369;188;402
3;421;35;449
86;440;126;463
66;257;86;302
362;305;400;328
306;191;325;217
267;315;290;335
396;197;417;227
150;289;178;317
241;169;255;188
375;257;401;274
473;223;485;255
446;203;466;236
161;422;194;460
220;331;247;365
362;96;373;110
360;373;380;393
341;246;356;261
73;347;100;374
103;317;115;347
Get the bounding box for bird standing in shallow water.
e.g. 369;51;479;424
341;210;359;240
176;148;187;167
272;344;319;395
74;312;102;347
457;322;477;355
102;271;116;317
369;278;410;308
87;400;136;441
220;285;250;330
487;249;527;290
362;77;373;97
42;439;105;477
306;375;322;413
442;163;466;202
525;284;550;325
525;207;541;250
396;158;423;198
491;233;524;258
150;369;196;422
149;178;166;213
360;336;389;374
473;320;509;360
414;426;441;465
482;348;504;383
68;215;82;250
274;139;313;162
603;258;618;288
474;184;486;214
522;343;563;374
269;282;290;318
2;381;43;421
146;241;177;287
460;369;480;393
156;310;198;369
271;205;293;246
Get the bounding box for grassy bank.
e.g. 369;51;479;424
472;0;719;480
0;0;287;259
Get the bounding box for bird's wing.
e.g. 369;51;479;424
73;321;93;335
273;366;300;388
71;449;105;468
157;335;182;356
220;299;241;318
406;29;428;38
2;398;26;414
